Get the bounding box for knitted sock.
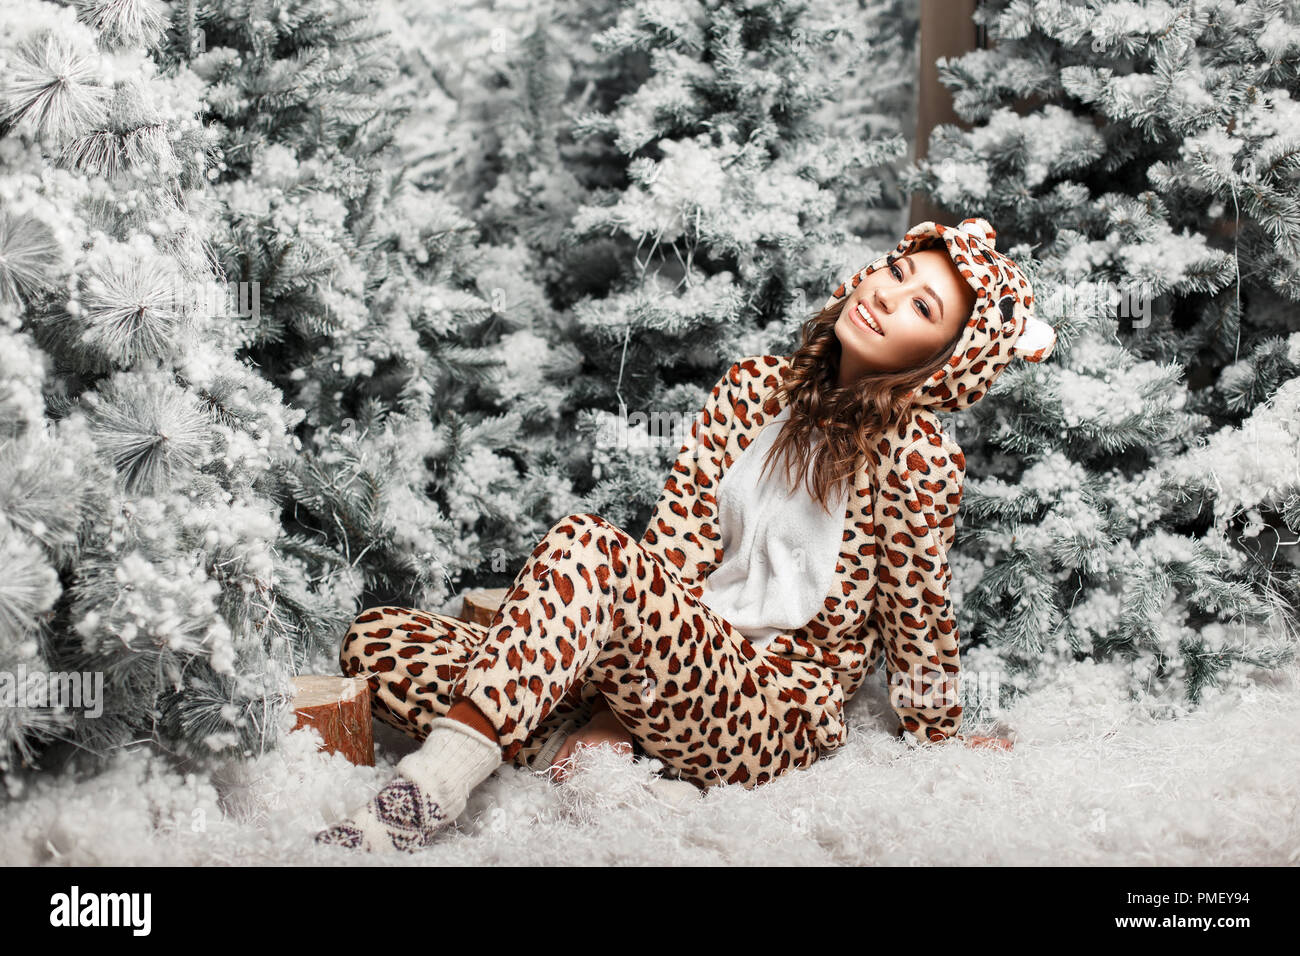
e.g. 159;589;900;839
315;716;503;853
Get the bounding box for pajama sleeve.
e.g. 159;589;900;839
638;357;751;590
875;430;966;746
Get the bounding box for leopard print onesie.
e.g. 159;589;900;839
338;217;1057;790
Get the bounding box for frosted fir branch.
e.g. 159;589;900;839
1180;631;1292;706
165;646;296;760
968;544;1059;655
0;431;87;568
0;685;74;776
461;409;527;455
1241;182;1300;255
958;477;1051;525
1215;334;1300;414
0;530;61;649
0;209;62;307
82;373;213;494
1156;536;1275;623
71;0;170;50
58;117;175;182
1111;558;1174;657
73;251;190;368
259;567;358;658
278;455;341;517
1006;571;1065;656
0;330;47;438
429;343;504;387
443;444;522;525
279;445;421;569
71;547;235;681
1284;495;1300;533
276;532;347;569
1161;375;1300;530
393;368;434;420
208;569;284;654
1253;135;1300;185
0;30;111;142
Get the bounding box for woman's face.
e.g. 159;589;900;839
833;247;976;386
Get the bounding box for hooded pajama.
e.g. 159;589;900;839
338;217;1058;790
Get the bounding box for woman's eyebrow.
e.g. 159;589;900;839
901;256;944;321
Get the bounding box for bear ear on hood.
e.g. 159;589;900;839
955;217;997;244
1009;314;1057;363
954;216;1056;365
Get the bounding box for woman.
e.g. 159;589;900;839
315;217;1057;853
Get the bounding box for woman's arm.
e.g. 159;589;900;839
638;358;754;587
876;430;967;746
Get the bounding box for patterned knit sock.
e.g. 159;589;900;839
315;716;503;853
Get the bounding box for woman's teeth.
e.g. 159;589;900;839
856;303;883;335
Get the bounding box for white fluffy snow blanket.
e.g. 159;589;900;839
3;655;1298;866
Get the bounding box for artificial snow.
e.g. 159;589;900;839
2;652;1296;865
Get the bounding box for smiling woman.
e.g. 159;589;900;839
755;235;978;518
752;215;1055;745
315;218;1052;855
834;248;976;384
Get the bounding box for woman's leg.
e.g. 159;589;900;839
318;606;600;853
319;511;838;852
451;512;830;791
337;607;599;772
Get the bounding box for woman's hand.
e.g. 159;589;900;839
957;734;1013;751
548;705;635;782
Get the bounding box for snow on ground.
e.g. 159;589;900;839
2;654;1298;866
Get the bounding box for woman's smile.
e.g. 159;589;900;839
851;301;884;336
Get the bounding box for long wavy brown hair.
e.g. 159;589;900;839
753;279;969;515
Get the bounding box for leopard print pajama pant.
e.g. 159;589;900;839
338;512;829;791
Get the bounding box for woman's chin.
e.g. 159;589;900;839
834;319;881;365
834;316;865;350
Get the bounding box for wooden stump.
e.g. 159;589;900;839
459;587;511;626
291;675;374;766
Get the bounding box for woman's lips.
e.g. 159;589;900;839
852;301;884;336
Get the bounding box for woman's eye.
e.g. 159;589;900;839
890;263;930;317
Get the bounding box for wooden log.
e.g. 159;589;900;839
911;0;979;227
459;587;511;626
291;675;374;766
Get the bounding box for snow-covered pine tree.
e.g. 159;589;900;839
812;0;922;240
356;1;920;582
899;0;1300;722
542;0;918;528
0;0;357;791
183;0;595;612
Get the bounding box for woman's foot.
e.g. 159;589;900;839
548;705;635;783
315;775;452;853
544;703;702;806
315;716;502;853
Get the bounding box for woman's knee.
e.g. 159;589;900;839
338;606;384;676
550;511;603;532
542;512;628;550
